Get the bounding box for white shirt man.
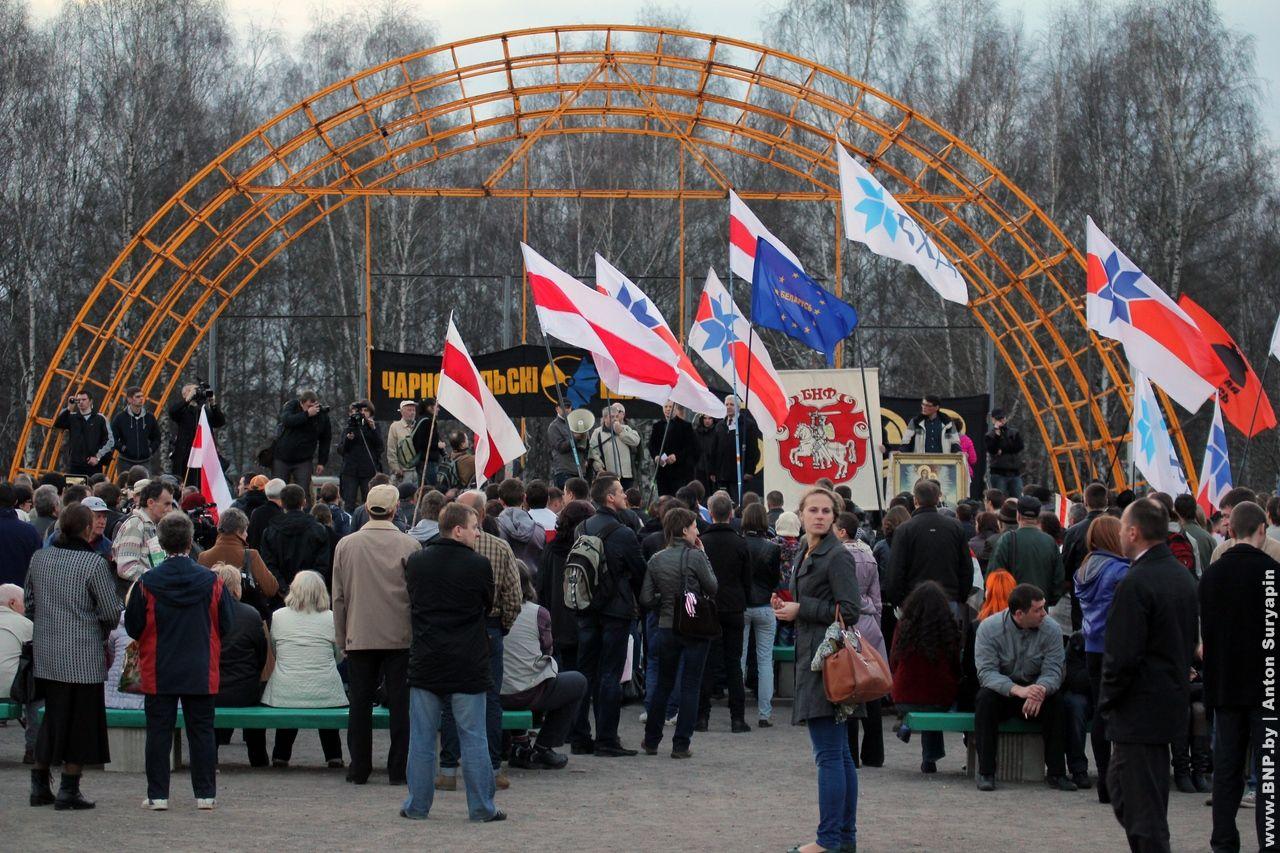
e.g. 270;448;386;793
386;400;417;482
588;403;640;484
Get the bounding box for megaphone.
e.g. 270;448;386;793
568;408;595;436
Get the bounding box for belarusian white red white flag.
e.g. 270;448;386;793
523;243;679;405
437;315;526;487
595;254;725;418
185;406;232;522
1052;494;1075;528
687;267;790;435
728;190;804;283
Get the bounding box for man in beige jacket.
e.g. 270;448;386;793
385;400;417;484
332;483;421;785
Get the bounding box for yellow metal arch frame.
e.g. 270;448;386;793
12;24;1191;492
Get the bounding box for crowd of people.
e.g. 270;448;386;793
1;389;1276;853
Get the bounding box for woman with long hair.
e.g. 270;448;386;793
773;487;860;853
889;581;962;773
1074;514;1129;803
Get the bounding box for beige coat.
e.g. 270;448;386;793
386;418;415;476
332;520;420;651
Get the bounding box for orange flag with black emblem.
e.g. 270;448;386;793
1178;295;1276;436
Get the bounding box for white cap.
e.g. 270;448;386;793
399;400;417;409
81;496;110;513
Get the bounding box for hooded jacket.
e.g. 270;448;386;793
125;554;235;695
497;506;545;575
259;510;331;592
1073;549;1129;654
111;406;162;465
407;518;440;544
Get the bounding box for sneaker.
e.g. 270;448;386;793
664;714;678;727
196;798;216;810
482;810;508;823
142;798;169;811
434;773;456;792
508;743;536;770
638;711;648;723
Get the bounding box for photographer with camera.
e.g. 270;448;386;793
271;390;332;499
111;386;162;470
339;399;383;511
53;389;115;476
169;381;227;483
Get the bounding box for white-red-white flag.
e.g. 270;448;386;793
185;406;232;521
728;190;804;283
437;316;527;487
523;243;679;405
1053;494;1075;529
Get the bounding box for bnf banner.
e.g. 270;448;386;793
371;346;662;422
764;368;883;512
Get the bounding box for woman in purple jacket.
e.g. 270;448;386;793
1073;514;1129;804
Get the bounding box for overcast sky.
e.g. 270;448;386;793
27;0;1280;137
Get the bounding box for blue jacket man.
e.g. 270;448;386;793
0;483;41;586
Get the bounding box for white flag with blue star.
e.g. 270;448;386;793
1195;395;1231;516
1131;369;1189;496
837;144;968;304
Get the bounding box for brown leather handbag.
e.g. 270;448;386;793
822;605;893;705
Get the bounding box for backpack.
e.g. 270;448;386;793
435;456;462;491
562;520;622;613
1167;531;1196;574
395;420;425;471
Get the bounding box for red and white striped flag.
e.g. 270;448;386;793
688;268;790;435
1053;494;1075;529
438;316;527;486
186;407;232;521
728;190;804;283
523;243;679;405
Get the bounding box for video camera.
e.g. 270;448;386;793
186;502;218;550
192;379;215;404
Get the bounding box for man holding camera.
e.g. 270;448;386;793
984;407;1025;498
169;382;226;483
111;386;162;470
272;390;332;499
339;400;384;512
53;390;114;476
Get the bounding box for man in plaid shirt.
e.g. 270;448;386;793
436;490;523;792
112;481;175;591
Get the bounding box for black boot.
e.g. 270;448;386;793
29;768;54;807
53;773;95;811
1171;738;1194;793
1191;735;1212;793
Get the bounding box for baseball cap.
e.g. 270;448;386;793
265;478;286;499
249;474;269;490
366;484;400;518
399;400;417;409
1017;494;1042;519
80;496;109;513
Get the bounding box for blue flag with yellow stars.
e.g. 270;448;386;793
750;237;858;366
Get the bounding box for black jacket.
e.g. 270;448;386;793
1061;509;1105;582
1200;543;1275;709
246;501;281;551
744;530;782;607
700;522;752;615
885;507;971;606
273;400;332;466
215;600;268;708
110;407;161;465
648;416;699;497
410;413;445;464
983;423;1025;474
52;409;113;470
709;413;762;483
259;510;331;593
339;419;384;479
168;399;226;471
405;537;494;694
581;505;647;621
1099;543;1199;744
537;532;580;651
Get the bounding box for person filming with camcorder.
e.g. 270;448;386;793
270;390;332;500
339;399;383;511
168;380;226;483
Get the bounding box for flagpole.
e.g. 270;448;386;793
411;413;437;524
648;406;672;506
539;327;583;478
1239;358;1271;485
726;266;744;505
852;325;885;517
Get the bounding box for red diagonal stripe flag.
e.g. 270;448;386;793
728;190;804;283
185;406;232;522
1177;296;1276;437
522;242;679;404
437;315;526;486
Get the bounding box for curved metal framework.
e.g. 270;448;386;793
11;24;1191;492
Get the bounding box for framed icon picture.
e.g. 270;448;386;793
889;452;970;506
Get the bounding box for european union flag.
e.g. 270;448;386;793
750;237;858;366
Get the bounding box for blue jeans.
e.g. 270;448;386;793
807;715;858;849
403;688;495;821
643;628;709;751
644;611;680;719
895;704;947;763
740;605;777;720
988;472;1023;498
440;625;504;770
572;613;631;747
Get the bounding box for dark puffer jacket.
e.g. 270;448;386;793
259;511;331;592
273;399;332;466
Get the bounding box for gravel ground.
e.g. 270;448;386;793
0;708;1217;852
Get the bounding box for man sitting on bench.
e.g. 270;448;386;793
973;582;1073;792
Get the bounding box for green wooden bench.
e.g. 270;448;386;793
0;700;22;721
773;645;796;700
901;711;1045;783
96;705;533;773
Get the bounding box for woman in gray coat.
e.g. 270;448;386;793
773;488;860;853
639;507;717;759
